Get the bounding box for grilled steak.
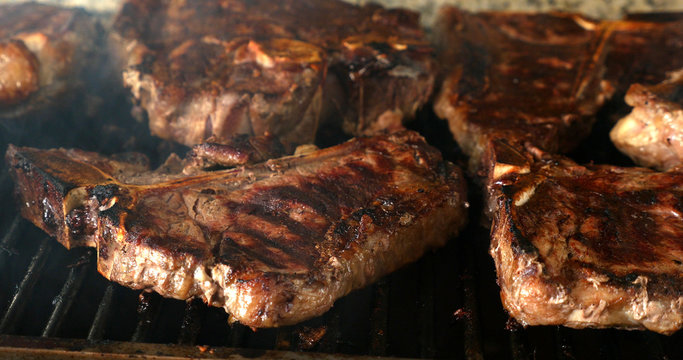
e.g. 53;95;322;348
610;69;683;170
488;143;683;334
6;130;467;327
112;0;435;148
0;3;100;118
433;8;613;174
603;16;683;119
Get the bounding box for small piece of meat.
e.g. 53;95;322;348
0;39;39;105
0;3;100;118
610;69;683;170
5;130;468;328
433;8;613;174
112;0;435;149
489;143;683;335
182;134;287;174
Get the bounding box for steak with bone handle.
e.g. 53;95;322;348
6;130;467;328
433;8;613;175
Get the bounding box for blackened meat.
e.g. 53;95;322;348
489;144;683;335
5;130;468;328
611;69;683;170
112;0;435;149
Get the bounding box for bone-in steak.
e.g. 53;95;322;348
6;130;467;328
610;69;683;170
433;8;613;174
112;0;435;148
489;143;683;334
0;3;100;118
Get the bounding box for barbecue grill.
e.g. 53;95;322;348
1;1;683;359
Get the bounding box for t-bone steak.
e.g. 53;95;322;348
112;0;436;148
488;142;683;334
5;130;468;328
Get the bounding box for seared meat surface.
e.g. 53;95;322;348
5;130;467;327
0;3;100;118
113;0;435;148
433;8;613;173
603;17;683;118
489;144;683;334
611;69;683;170
434;8;683;335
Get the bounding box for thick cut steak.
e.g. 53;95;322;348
488;143;683;334
433;8;612;174
6;130;467;327
610;69;683;170
112;0;435;148
0;3;100;118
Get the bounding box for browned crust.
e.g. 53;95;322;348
6;130;468;327
112;0;436;147
489;146;683;334
433;7;613;175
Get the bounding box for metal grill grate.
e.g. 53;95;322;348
1;108;683;360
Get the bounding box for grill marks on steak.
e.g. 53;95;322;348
433;8;683;334
0;3;100;118
610;69;683;170
113;0;435;148
6;130;468;327
433;8;613;174
489;144;683;334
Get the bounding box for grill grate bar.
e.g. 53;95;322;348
87;284;116;342
418;256;436;358
0;237;52;334
462;273;483;360
462;232;484;360
509;330;531;360
369;279;388;356
130;292;162;342
228;322;247;347
555;327;574;360
275;328;294;350
316;309;340;353
42;249;93;338
177;298;203;345
0;216;22;271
